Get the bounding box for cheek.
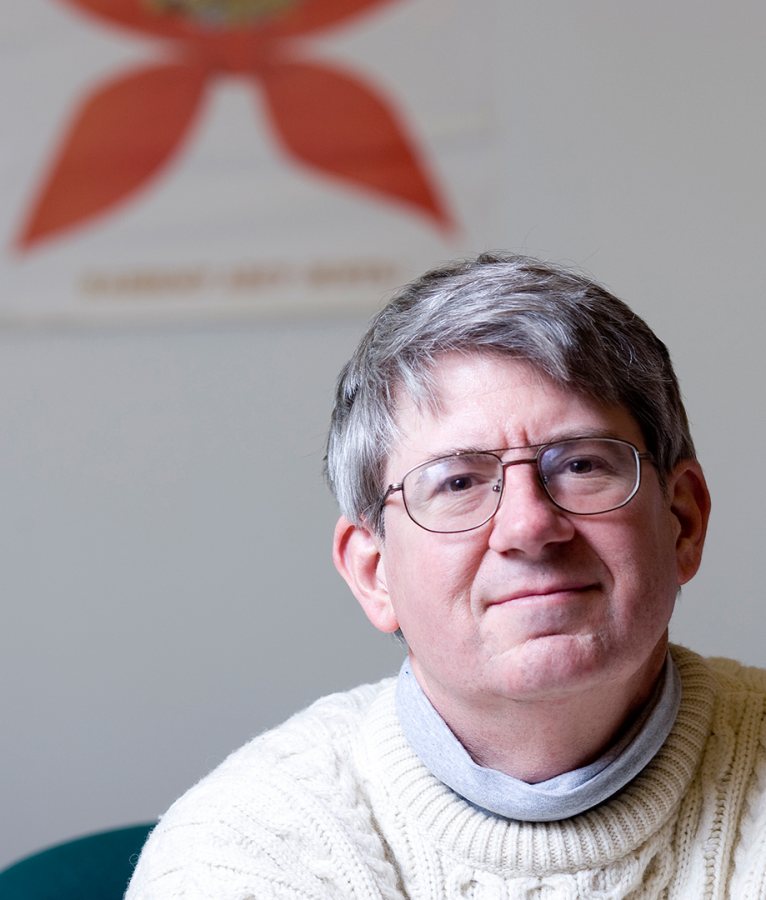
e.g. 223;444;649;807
383;534;485;634
602;515;680;628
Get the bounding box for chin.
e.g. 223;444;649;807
490;634;618;697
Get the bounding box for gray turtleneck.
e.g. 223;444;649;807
396;653;681;822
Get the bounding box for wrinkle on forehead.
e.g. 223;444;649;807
391;350;557;427
385;353;545;477
385;353;649;482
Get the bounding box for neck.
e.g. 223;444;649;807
410;640;668;783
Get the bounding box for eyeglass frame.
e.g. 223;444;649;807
376;436;655;534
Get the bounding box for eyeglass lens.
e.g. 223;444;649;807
401;438;642;533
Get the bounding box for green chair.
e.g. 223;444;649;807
0;823;154;900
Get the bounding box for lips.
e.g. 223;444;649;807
485;583;597;606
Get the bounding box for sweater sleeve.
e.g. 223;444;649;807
125;811;338;899
125;759;396;900
126;682;402;900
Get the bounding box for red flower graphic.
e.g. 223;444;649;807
16;0;453;250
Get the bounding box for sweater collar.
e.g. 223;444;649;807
359;646;715;874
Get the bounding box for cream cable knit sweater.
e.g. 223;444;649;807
126;646;766;899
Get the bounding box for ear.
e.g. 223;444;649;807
332;516;399;633
667;460;711;585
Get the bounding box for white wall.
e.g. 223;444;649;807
2;1;766;868
0;319;409;868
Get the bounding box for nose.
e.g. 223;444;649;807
487;459;575;556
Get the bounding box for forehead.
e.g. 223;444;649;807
387;352;643;474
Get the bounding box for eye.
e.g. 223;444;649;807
565;457;597;475
442;474;477;493
411;454;500;504
542;446;619;482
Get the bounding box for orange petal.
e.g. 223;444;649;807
257;60;452;232
17;63;207;250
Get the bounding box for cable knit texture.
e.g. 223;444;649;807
125;646;766;899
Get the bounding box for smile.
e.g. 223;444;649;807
486;584;597;606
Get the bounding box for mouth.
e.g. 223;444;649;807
486;583;598;607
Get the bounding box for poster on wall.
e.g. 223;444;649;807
1;0;501;324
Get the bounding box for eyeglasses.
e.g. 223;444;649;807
379;437;654;534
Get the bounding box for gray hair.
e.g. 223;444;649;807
325;252;695;534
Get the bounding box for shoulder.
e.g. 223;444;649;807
671;644;766;742
184;678;392;818
703;654;766;693
672;645;766;886
126;678;401;900
225;677;391;776
671;643;766;696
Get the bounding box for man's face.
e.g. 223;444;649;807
342;352;708;716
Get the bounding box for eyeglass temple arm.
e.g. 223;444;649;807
369;483;403;524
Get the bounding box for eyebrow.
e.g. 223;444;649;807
417;428;630;466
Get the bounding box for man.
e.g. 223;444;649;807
127;254;766;898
